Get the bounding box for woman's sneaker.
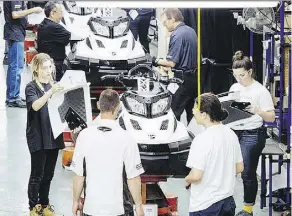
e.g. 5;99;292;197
42;204;63;216
30;204;44;216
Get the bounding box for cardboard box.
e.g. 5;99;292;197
134;204;158;216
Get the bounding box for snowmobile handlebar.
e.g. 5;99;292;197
170;77;184;85
101;74;183;85
128;64;157;77
100;74;121;81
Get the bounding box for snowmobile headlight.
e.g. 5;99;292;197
126;97;147;116
91;22;110;37
113;21;129;37
151;98;170;116
63;1;94;15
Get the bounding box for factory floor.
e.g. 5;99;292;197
0;11;286;216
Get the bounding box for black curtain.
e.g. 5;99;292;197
179;8;263;94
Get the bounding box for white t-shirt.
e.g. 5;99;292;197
186;124;243;212
70;119;144;216
229;81;274;130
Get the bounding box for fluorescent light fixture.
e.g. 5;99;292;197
75;1;279;8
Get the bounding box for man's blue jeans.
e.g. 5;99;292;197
6;41;24;103
234;126;267;205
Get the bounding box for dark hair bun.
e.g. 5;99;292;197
219;109;229;121
232;50;244;62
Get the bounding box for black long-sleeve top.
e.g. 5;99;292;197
37;18;71;61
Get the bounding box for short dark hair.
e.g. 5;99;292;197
44;1;59;18
161;8;184;22
195;93;228;122
99;89;120;113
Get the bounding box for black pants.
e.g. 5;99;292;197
171;73;198;125
234;127;266;205
129;13;152;53
54;59;66;81
189;196;236;216
28;149;59;209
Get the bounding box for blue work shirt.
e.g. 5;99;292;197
3;1;28;42
166;22;198;71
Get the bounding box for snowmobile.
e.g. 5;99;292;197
100;64;194;177
65;8;147;113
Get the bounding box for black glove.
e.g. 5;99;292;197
152;56;159;67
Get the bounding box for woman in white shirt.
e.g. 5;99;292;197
185;93;244;216
230;51;275;216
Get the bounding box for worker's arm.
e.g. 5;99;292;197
185;168;204;183
185;135;208;187
245;105;275;123
70;131;87;216
25;82;50;112
12;7;42;19
124;136;145;216
10;1;42;19
31;83;64;111
257;110;275;123
127;176;143;206
156;58;176;68
236;161;244;174
235;135;244;175
73;175;85;202
246;89;276;123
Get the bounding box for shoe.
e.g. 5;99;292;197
17;97;26;102
235;210;253;216
30;204;44;216
42;204;63;216
3;55;8;65
6;99;26;108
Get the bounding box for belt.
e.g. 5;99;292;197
174;69;197;80
184;69;197;74
235;125;266;134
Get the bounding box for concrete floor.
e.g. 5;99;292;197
0;9;286;216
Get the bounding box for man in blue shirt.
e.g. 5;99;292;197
153;8;198;124
4;1;42;108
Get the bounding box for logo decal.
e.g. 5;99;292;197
136;163;143;170
148;134;156;139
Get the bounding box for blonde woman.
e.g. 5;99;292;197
25;53;64;216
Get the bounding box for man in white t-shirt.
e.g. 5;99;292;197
185;93;244;216
71;89;145;216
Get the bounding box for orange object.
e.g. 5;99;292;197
63;131;73;143
62;146;75;167
158;207;172;216
24;40;35;51
166;193;178;212
26;50;38;64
